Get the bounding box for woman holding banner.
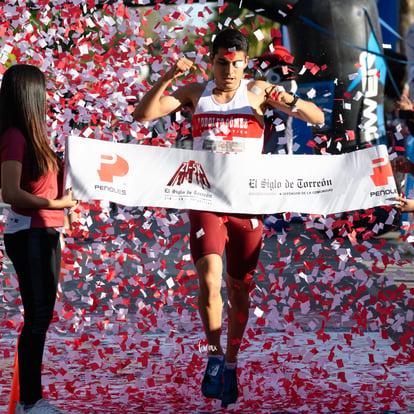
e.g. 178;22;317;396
0;64;77;414
134;29;323;408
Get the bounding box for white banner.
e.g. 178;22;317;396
65;135;398;215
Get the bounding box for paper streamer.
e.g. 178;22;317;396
65;136;398;215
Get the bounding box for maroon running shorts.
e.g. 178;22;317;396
189;210;264;280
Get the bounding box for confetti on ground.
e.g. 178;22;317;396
0;1;413;413
1;210;414;413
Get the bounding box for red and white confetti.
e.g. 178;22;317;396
0;1;413;413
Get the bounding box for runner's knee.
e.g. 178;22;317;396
226;273;250;305
196;255;222;296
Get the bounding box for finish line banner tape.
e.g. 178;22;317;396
65;135;398;215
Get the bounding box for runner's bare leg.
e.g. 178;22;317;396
225;273;250;363
196;254;224;355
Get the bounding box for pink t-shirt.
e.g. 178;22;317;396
0;127;64;231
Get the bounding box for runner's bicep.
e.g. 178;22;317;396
169;86;197;113
158;94;187;117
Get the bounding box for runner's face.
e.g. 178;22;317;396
211;48;248;91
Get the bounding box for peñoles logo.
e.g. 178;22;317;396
97;154;129;183
370;157;393;186
167;160;210;189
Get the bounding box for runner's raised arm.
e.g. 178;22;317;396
133;56;200;122
259;80;324;125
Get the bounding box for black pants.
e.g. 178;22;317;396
5;228;61;405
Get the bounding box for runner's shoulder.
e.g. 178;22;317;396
173;81;206;110
247;79;273;94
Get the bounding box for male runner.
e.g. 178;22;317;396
134;29;324;407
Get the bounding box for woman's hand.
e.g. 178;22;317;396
52;188;79;210
396;194;414;212
395;94;413;111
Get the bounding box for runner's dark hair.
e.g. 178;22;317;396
211;29;249;57
0;64;59;180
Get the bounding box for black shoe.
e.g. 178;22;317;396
221;366;238;408
201;356;225;399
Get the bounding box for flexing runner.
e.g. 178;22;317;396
134;29;324;407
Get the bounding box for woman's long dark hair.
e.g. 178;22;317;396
0;64;58;179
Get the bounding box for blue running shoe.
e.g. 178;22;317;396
221;366;238;408
201;355;225;399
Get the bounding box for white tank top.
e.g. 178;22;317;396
192;79;264;153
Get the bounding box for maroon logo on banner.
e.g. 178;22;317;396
167;160;211;189
97;154;129;183
370;157;393;187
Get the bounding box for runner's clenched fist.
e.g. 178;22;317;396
166;56;195;80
